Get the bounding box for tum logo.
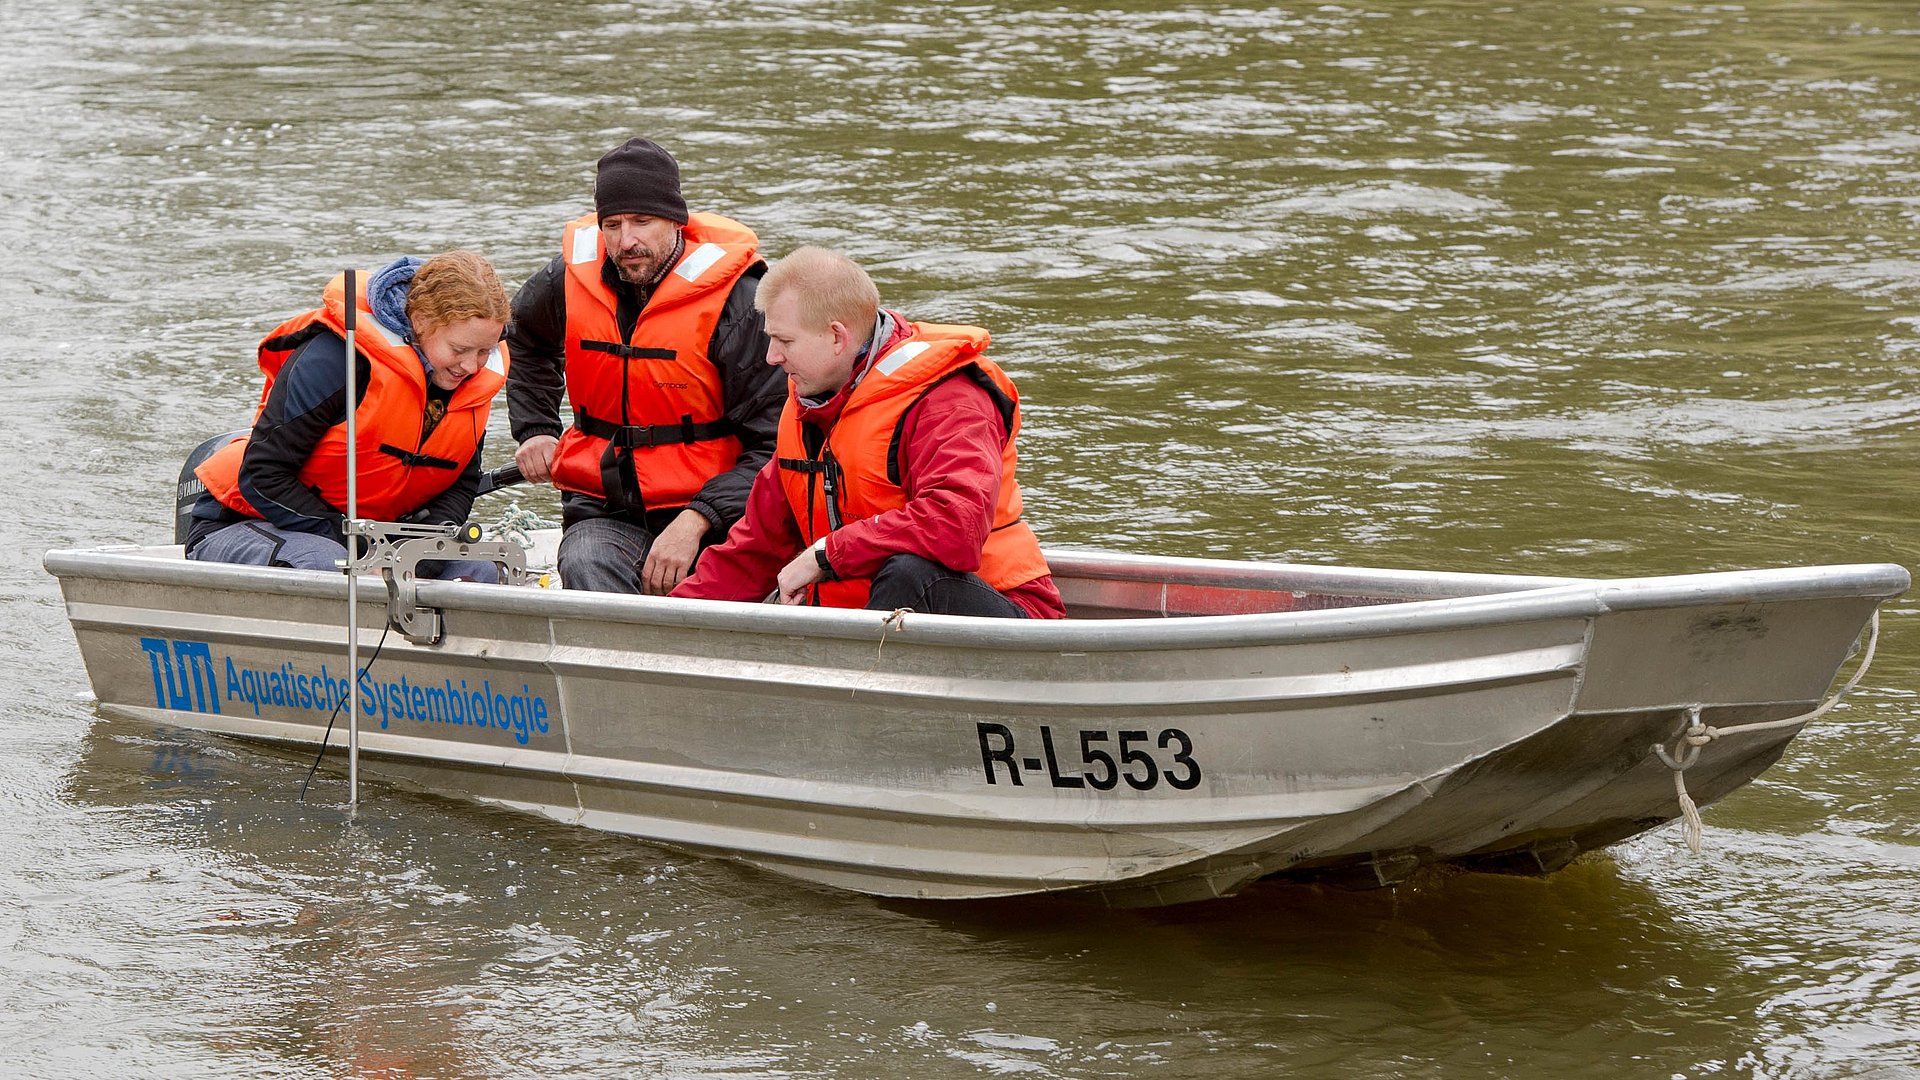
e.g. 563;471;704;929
139;638;221;715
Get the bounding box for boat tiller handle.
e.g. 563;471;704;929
475;461;524;497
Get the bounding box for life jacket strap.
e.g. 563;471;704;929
378;443;461;470
776;449;845;531
577;410;736;514
574;408;735;449
578;340;678;362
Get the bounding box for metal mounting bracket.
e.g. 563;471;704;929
344;520;533;645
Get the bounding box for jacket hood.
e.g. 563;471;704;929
366;256;434;375
366;256;424;339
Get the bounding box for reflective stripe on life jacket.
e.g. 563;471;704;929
196;270;507;523
773;322;1050;609
550;211;758;512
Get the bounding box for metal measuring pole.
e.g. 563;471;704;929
343;268;360;807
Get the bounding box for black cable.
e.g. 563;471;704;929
298;620;393;803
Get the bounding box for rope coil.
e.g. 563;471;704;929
488;502;558;550
1653;608;1882;855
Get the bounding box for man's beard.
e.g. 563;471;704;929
613;248;667;285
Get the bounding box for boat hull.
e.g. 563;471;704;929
46;542;1905;906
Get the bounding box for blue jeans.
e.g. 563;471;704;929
556;516;658;593
190;520;499;583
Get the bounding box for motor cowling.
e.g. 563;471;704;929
175;430;249;546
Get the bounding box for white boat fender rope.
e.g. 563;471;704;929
1652;609;1882;854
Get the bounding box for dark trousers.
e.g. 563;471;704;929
865;554;1024;618
556;516;661;594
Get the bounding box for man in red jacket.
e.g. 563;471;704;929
672;247;1064;619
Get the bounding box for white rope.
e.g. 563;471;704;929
1652;609;1882;854
486;502;558;556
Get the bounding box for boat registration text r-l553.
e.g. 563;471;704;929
975;722;1202;791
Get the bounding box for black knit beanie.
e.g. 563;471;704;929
594;138;690;225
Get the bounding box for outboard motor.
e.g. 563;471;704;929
174;430;248;545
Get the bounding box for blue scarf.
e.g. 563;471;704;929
365;256;431;374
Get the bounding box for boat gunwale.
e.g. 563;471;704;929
43;545;1910;653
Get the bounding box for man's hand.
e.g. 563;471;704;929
776;541;829;605
514;434;559;484
642;509;711;595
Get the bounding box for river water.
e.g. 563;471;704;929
4;1;1918;1076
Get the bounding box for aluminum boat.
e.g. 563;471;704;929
45;535;1906;906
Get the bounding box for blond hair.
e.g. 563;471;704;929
405;250;511;337
757;246;880;333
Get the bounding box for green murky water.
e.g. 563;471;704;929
3;2;1917;1075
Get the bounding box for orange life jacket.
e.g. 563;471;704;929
196;271;507;523
550;211;758;513
774;322;1050;608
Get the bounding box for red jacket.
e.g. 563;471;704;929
674;314;1064;618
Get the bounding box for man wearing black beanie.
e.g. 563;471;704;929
505;138;785;594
